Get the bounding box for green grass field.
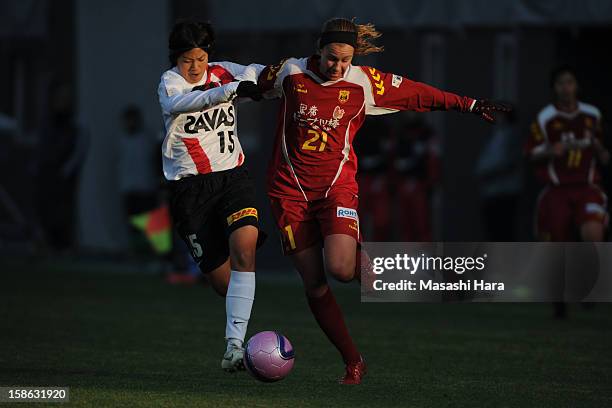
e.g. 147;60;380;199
1;258;611;407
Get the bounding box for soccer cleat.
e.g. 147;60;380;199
221;344;246;373
339;356;367;384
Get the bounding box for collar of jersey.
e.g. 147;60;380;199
552;102;583;119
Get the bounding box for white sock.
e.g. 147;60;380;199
225;270;255;350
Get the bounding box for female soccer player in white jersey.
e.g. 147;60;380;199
257;18;511;384
157;20;264;373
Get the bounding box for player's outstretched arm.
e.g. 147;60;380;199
361;66;512;123
158;79;240;114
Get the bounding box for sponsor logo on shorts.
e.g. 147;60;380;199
337;207;358;220
227;207;258;226
586;203;606;215
348;221;359;232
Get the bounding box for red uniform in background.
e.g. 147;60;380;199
526;102;608;240
393;117;440;242
354;117;392;241
259;56;474;253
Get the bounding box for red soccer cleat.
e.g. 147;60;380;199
339;356;367;384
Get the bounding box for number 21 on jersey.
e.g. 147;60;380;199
302;129;328;152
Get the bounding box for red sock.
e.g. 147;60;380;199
307;288;361;364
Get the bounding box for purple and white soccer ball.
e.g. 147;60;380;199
243;331;295;382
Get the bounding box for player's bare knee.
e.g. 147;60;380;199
230;248;256;271
326;260;356;283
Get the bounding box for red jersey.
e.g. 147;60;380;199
526;102;603;185
258;56;475;201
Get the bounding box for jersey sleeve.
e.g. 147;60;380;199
257;58;291;100
234;63;266;82
158;71;238;114
360;66;475;115
525;119;547;157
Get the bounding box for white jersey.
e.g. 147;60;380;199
158;61;262;180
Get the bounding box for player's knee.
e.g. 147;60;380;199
230;247;256;271
581;222;604;242
326;258;356;283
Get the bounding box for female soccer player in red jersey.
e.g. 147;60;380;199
525;65;609;318
256;18;510;384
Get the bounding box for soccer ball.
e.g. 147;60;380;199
243;331;295;382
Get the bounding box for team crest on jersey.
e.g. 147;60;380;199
333;106;345;120
585;117;593;128
552;120;564;130
338;90;350;104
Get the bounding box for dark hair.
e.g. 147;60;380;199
550;64;577;88
168;20;215;66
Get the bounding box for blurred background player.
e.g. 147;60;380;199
35;82;88;252
525;65;609;317
354;117;392;241
257;17;511;384
393;114;440;242
158;20;264;372
475;109;522;242
116;105;197;283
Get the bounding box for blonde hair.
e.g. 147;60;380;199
320;17;384;56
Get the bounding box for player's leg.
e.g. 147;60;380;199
218;168;262;372
536;186;572;318
577;185;608;242
206;258;230;296
221;225;259;372
272;196;365;383
317;192;366;383
536;187;573;242
323;234;357;282
290;245;365;384
319;191;361;282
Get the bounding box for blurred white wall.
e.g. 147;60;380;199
76;0;169;250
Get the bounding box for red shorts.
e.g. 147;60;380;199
536;184;609;241
269;191;360;255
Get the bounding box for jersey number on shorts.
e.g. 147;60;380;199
302;130;328;152
217;130;235;153
187;233;204;259
283;225;297;250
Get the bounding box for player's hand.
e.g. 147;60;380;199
471;99;512;123
236;81;262;101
